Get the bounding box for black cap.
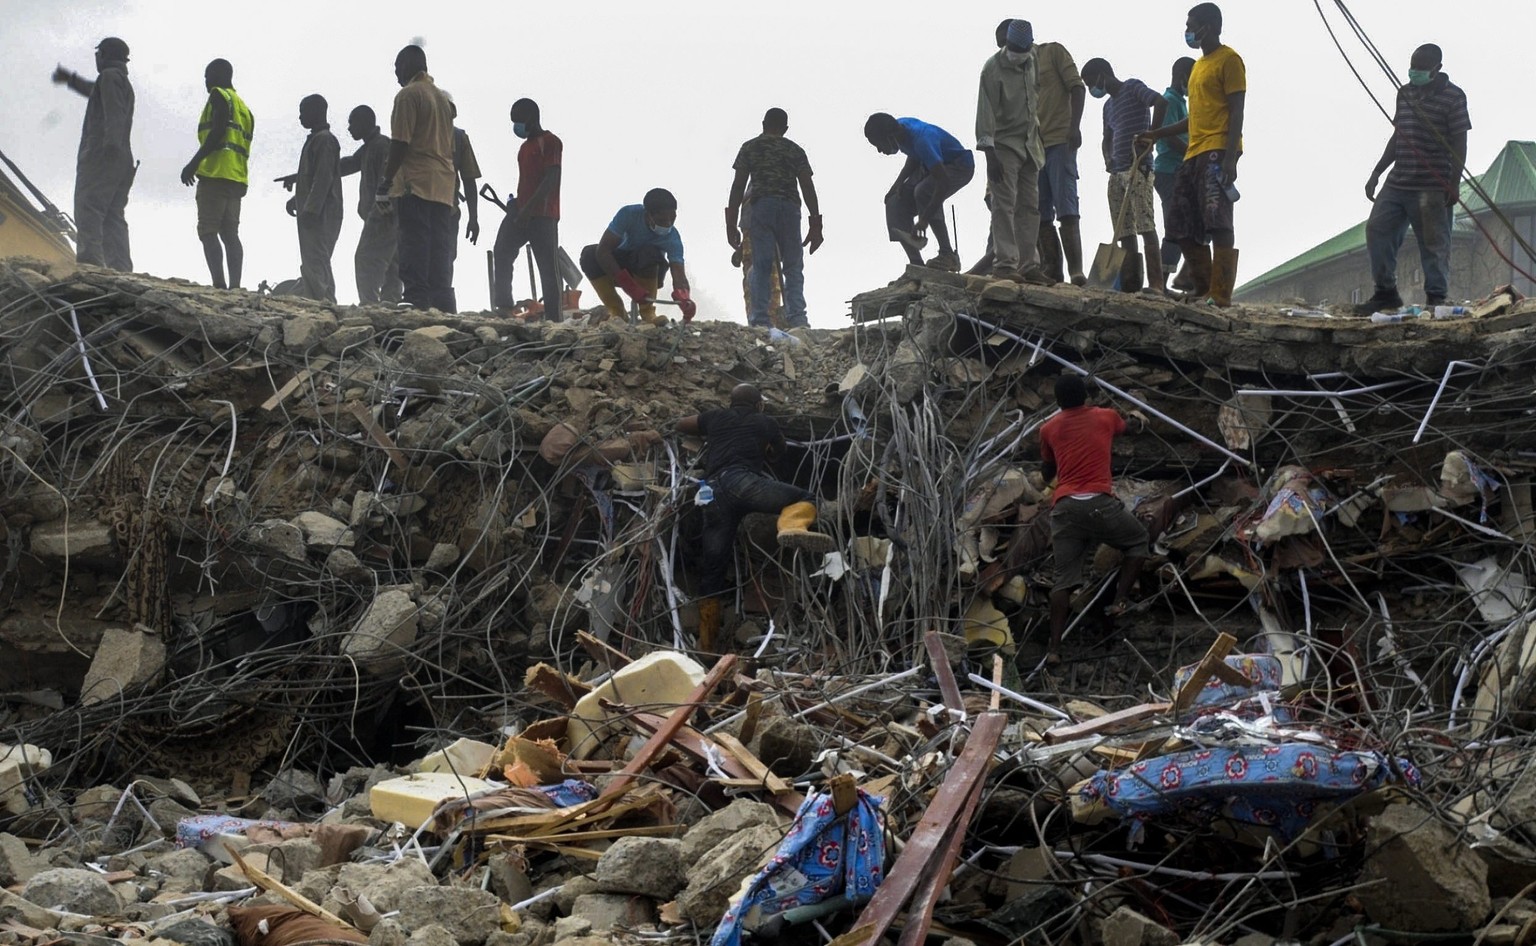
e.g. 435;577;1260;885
96;37;130;61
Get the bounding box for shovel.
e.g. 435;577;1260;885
1088;143;1151;289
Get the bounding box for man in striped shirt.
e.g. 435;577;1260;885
1082;59;1166;292
1358;44;1471;314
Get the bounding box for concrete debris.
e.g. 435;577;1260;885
3;260;1536;945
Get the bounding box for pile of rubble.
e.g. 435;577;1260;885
1;256;1536;946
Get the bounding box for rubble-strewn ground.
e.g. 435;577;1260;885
2;256;1535;946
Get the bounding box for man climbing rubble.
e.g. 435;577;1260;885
1356;44;1470;315
580;188;695;325
1038;374;1149;664
864;113;974;272
675;383;833;650
52;37;136;272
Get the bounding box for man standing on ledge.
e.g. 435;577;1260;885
976;19;1050;285
864;112;975;272
1038;374;1148;665
287;95;342;303
579;188;695;325
52;37;136;271
340;105;401;305
676;384;834;650
726;107;823;328
1139;3;1245;306
1033;27;1087;286
491;98;563;322
380;45;456;311
180;58;253;290
1356;44;1470;315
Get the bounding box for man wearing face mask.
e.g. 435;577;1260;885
1081;58;1166;293
580;188;695;325
1138;3;1245;306
1357;45;1470;315
976;19;1050;285
492;98;563;321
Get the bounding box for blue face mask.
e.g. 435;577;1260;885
1089;86;1107;99
1407;69;1433;86
1185;29;1202;49
512;121;529;139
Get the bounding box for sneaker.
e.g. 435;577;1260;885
988;266;1025;284
1354;288;1404;317
1018;265;1057;286
893;228;929;252
926;249;961;272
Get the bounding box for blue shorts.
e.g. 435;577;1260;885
1038;143;1081;221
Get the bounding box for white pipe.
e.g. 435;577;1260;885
1236;379;1413;398
1413;360;1482;443
957;314;1253;468
1054;850;1296;882
966;673;1072;720
1174;459;1233;499
68;305;110;410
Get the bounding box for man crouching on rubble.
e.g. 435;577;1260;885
676;384;834;650
1039;374;1149;664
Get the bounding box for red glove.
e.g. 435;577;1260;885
615;270;648;302
672;288;697;323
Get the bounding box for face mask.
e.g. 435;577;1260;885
1089;86;1107;99
1004;48;1030;64
1407;69;1433;86
1185;28;1202;49
650;223;673;237
512;122;529;138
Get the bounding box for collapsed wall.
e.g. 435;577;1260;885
1;256;1536;946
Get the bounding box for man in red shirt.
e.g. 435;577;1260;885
1038;374;1149;662
492;98;563;321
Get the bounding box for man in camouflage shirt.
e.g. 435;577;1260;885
725;108;823;328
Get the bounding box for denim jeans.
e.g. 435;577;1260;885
747;196;807;327
1367;185;1453;300
698;466;812;596
396;194;458;312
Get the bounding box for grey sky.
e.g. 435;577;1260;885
3;1;1532;323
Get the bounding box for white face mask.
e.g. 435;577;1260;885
1004;48;1031;64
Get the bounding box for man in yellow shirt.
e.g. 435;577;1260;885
379;45;457;312
1139;2;1245;306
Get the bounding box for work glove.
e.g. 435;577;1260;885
672;288;696;323
804;214;824;255
615;270;649;303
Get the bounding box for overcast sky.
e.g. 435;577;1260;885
3;0;1532;325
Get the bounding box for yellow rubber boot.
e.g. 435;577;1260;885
776;501;834;553
1206;247;1240;308
697;597;722;652
639;274;663;324
588;275;628;325
1182;244;1213;300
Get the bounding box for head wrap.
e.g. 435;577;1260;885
1005;20;1033;49
96;37;130;61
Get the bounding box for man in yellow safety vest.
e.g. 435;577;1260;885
180;58;254;290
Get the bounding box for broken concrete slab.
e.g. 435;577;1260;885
20;867;120;915
28;519;113;560
342;589;420;669
394;885;502;945
1358;804;1491;932
292;510;355;549
678;799;780;867
79;625;165;704
678;822;780;925
593;837;685;900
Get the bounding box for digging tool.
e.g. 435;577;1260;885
1089;143;1152;290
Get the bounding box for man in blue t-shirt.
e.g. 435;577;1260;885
863;112;975;272
578;187;696;324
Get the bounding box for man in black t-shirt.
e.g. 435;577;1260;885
676;383;833;649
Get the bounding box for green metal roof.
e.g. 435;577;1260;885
1238;140;1536;296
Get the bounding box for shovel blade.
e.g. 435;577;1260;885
1089;244;1126;289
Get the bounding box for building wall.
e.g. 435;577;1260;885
1239;210;1536;305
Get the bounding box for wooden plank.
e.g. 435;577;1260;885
594;653;738;808
229;847;355;930
260;355;331;411
833;712;1008;946
626;710;804;815
740;692;765;745
523;663;591;709
576;629;633;669
1171;632;1238;715
348;402;409;469
923;631;965;716
830;773;858;815
896;738;992;946
1043;702;1172;744
713;731;794;796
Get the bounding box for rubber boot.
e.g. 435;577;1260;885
1207;247;1239;307
697;597;722;652
1039;222;1064;284
1182;244;1213;300
1059;217;1087;286
589;275;627;325
1118;250;1144;293
638;273;663;324
776;501;834;553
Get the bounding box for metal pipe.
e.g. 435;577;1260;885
1174;459;1233;499
1054;850;1296;882
966;673;1072;720
704;666;923;734
68;305;109;410
1236;379;1413;398
1413;360;1482;443
957;314;1253;468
